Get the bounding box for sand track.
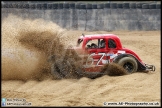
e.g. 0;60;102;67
2;15;160;106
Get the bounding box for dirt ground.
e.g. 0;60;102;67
2;15;161;107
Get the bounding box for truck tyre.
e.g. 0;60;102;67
66;58;84;79
118;57;138;73
52;59;73;79
51;58;83;79
51;59;64;79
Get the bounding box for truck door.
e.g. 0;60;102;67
89;38;118;65
86;39;108;66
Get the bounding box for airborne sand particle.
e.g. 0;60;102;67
2;14;66;81
2;14;127;81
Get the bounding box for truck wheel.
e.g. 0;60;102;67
118;57;138;73
51;58;83;79
51;59;64;79
53;59;74;79
65;58;84;79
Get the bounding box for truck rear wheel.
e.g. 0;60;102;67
51;58;83;79
118;57;138;73
51;59;65;79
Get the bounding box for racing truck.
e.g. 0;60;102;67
49;34;155;79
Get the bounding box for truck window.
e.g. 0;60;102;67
77;39;83;48
86;39;98;49
99;39;105;48
108;39;116;48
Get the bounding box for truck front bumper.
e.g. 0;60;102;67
145;64;156;72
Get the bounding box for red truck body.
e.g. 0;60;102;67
49;33;155;79
74;34;155;73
